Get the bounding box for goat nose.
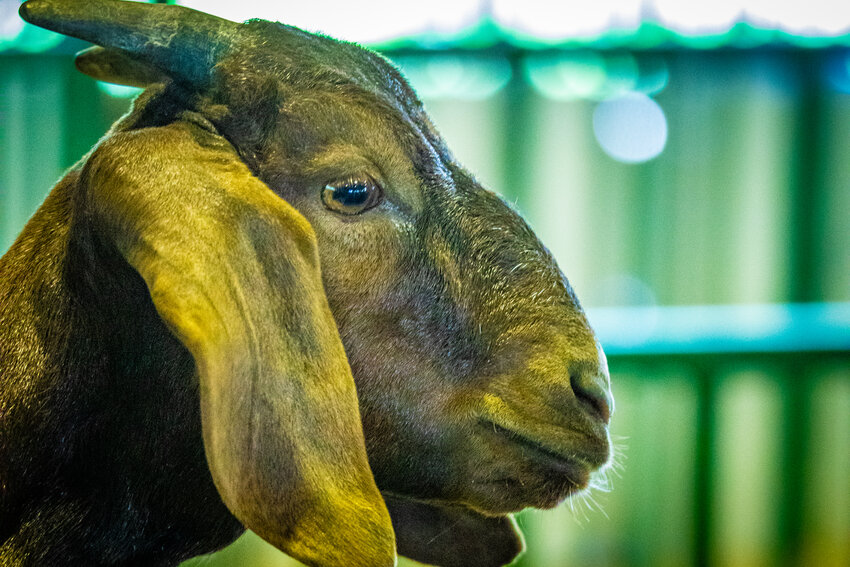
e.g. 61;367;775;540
569;366;613;425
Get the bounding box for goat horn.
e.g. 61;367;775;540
19;0;238;86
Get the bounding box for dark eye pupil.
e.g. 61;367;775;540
322;178;382;215
335;182;369;206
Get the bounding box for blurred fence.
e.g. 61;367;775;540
573;303;850;567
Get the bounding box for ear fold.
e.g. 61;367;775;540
385;495;524;567
75;46;167;88
82;117;395;567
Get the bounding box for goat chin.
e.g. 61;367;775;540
1;1;615;566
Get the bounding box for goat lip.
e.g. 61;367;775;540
480;419;595;478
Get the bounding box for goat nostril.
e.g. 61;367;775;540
570;372;612;424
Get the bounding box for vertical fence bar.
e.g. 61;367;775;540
778;358;811;567
783;49;824;566
694;363;717;567
787;50;823;305
500;51;534;212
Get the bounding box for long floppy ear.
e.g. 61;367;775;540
81;115;396;567
385;496;524;567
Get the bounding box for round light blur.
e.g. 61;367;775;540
523;52;607;101
394;56;512;100
592;93;668;163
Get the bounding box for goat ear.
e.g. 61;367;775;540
75;46;167;88
83;117;395;567
385;496;524;567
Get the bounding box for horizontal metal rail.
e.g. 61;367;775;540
589;302;850;356
593;303;849;566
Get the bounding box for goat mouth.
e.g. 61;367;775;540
478;420;592;491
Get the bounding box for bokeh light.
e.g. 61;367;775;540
524;53;669;101
523;52;609;101
592;92;668;163
393;56;512;100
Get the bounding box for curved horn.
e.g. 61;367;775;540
75;46;168;87
19;0;238;86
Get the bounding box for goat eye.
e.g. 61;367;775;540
321;178;383;215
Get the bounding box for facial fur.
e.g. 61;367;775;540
198;35;614;515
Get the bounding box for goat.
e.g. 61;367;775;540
0;1;614;566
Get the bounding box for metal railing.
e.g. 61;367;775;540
590;302;850;567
